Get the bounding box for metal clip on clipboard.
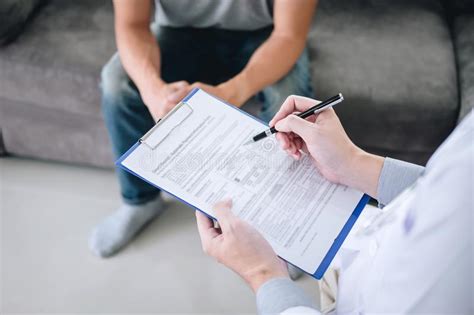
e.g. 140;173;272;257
139;102;194;150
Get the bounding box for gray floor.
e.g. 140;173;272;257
0;157;320;314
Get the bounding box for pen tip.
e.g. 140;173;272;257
243;140;254;146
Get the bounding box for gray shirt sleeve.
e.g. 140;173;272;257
256;278;316;314
377;157;425;207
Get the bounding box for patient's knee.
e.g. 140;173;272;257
100;55;132;102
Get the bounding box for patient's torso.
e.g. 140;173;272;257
154;0;274;30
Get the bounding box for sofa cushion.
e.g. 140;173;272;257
0;0;46;46
0;97;113;167
453;15;474;122
0;0;115;119
309;0;458;164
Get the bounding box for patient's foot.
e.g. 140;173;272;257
89;197;165;258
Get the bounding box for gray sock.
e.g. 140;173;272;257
288;263;305;280
89;196;165;258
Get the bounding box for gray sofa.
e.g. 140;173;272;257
0;0;472;168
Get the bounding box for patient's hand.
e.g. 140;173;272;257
195;198;289;292
191;82;244;107
142;80;191;121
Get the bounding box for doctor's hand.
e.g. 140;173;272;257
269;95;384;198
195;198;289;292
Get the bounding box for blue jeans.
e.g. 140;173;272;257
101;26;313;205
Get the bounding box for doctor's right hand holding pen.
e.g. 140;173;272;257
270;95;384;198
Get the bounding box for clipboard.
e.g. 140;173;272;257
117;88;369;280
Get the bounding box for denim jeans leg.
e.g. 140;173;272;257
100;53;160;205
258;48;314;122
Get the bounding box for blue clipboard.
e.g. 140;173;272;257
116;88;370;280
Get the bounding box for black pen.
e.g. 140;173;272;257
245;93;344;144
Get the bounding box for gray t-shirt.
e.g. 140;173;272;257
154;0;274;30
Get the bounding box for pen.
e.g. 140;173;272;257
246;93;344;144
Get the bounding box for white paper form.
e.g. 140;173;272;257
120;89;365;274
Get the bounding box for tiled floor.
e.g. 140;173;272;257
0;157;320;314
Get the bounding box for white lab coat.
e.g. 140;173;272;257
283;112;473;314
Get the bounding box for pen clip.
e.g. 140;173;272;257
312;94;344;114
139;102;194;150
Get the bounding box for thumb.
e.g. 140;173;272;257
167;87;189;102
274;115;316;140
171;80;189;88
212;198;234;231
191;82;204;89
